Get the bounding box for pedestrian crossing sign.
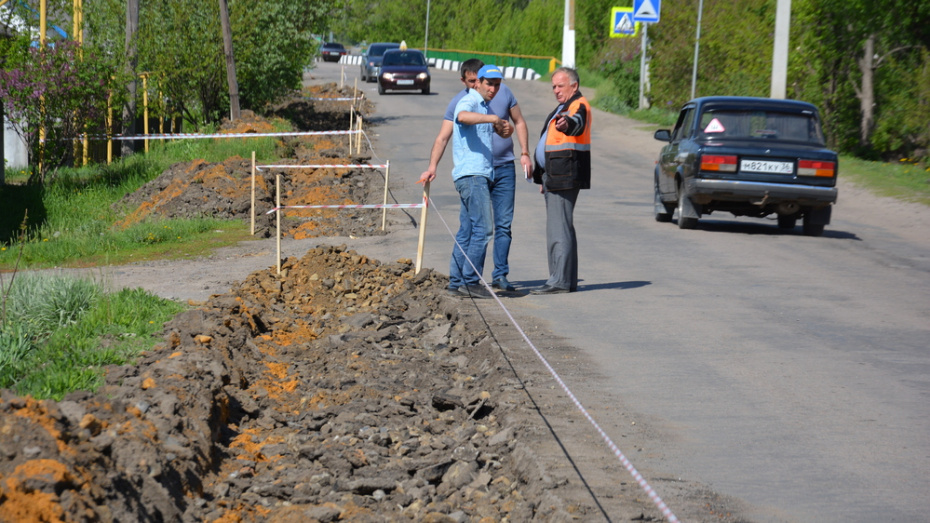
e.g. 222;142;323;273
610;7;640;38
633;0;661;23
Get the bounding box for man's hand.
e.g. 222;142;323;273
519;153;532;179
494;119;513;138
418;170;436;185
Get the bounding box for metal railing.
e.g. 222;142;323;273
423;48;559;76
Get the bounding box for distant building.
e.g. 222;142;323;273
1;3;37;175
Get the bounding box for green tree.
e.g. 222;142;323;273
231;0;336;110
792;0;929;157
0;37;113;180
83;0;338;129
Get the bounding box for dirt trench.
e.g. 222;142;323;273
0;246;599;522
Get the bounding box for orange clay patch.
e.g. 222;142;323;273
219;120;277;135
250;361;299;402
229;428;285;462
11;398;73;456
0;459;72;523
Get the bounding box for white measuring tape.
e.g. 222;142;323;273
82;130;362;141
257;164;388;170
265;203;423;214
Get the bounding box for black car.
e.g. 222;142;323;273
653;96;838;236
319;42;347;63
361;42;400;82
377;49;430;95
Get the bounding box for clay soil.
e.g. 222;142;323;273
0;84;673;522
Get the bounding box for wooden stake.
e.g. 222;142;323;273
250;151;256;235
276;173;281;275
415;181;430;274
349;102;354;155
381;160;390;230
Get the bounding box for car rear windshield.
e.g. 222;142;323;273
698;109;825;145
382;52;426;67
324;43;344;50
369;44;398;57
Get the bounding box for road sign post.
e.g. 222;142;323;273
632;0;660;109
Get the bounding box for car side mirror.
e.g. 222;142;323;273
654;129;671;142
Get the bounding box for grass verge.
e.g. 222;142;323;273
1;272;185;400
0;119;290;399
1;122;286;270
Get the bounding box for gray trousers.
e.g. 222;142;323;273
544;188;579;290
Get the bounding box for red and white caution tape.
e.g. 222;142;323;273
257;164;388;170
265;203;422;214
82;130;361;141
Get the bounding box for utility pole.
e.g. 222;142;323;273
218;0;240;121
561;0;575;69
770;0;791;99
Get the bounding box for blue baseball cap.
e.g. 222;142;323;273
477;64;504;80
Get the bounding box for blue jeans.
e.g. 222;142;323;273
489;162;516;281
449;175;493;287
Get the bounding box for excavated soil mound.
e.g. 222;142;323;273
0;246;593;522
114;84;383;239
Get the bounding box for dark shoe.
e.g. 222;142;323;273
491;277;515;292
530;285;570;295
458;284;495;299
446;286;461;296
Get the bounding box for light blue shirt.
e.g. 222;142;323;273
536;103;564;168
451;89;493;181
445;84;518;167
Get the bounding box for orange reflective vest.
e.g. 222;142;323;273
532;91;592;191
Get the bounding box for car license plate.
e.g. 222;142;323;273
397;80;414;85
740;160;794;174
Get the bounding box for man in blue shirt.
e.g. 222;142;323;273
419;64;510;299
419;61;532;295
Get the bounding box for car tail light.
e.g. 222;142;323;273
798;159;835;177
700;155;738;173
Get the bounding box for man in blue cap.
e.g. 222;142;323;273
420;60;531;295
425;64;509;299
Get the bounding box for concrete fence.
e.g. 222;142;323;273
335;55;542;81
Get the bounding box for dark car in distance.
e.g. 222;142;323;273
377;49;430;95
319;42;347;63
653;96;838;236
361;42;400;82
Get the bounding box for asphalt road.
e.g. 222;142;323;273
310;60;930;522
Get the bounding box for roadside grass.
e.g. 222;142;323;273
0;272;185;400
0;120;289;399
575;68;930;205
839;156;930;205
0;122;286;270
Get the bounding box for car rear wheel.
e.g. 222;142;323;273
676;183;698;229
654;177;673;222
777;214;798;229
802;214;825;236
